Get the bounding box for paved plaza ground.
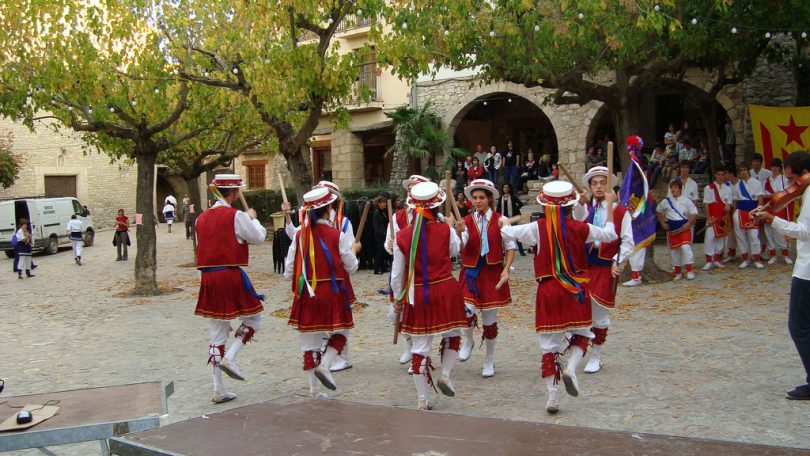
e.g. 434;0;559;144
1;227;808;454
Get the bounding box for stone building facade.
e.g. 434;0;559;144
0;118;137;229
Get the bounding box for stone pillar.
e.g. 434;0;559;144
331;129;365;189
742;34;798;160
388;131;410;189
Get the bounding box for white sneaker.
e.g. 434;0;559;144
561;368;580;397
417;398;432;410
329;357;352;372
314;365;337;391
437;375;456;397
673;273;683;281
399;350;412;365
722;256;734;263
459;338;473;362
482;358;495;378
583;356;603;374
407;366;413;375
739;261;750;269
702;262;712;271
545;398;559;414
713;261;725;269
786;257;794;265
755;261;765;269
211;391;237;404
218;358;245;381
768;256;777;265
622;278;642;287
686;271;696;280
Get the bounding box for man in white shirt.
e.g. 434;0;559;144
752;151;810;400
678;139;698;163
65;214;85;266
750;153;773;182
702;167;733;270
667;160;699;205
732;163;765;269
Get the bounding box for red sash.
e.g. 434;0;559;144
737;210;758;230
666;228;692;248
763;178;790;223
707;184;729;237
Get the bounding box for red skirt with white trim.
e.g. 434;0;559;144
588;265;616;309
288;279;356;333
459;263;512;310
535;279;592;333
400;277;468;336
195;269;264;320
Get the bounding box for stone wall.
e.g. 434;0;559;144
0;118;137;229
330;129;365;189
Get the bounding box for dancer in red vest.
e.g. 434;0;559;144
385;175;431;367
501;181;617;413
391;182;468;410
456;179;516;377
573;166;634;374
284;187;361;398
195;174;267;404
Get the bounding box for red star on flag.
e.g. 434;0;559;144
778;115;808;148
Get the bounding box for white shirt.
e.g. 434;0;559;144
657;196;698;221
286;207;355;244
459;208;517;252
204;201;266;245
732;177;763;201
162;204;175;214
703;181;733;205
751;168;773;182
667;177;699;203
572;200;634;260
764;174;789;196
283;218;358;279
500;218;617;249
772;193;810;280
384;209;445;254
390;221;461;300
66;219;84;233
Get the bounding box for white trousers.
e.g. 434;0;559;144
299;329;349;352
732;210;761;255
591;302;610;328
764;223;787;250
538;330;593;353
210;313;263;347
669;244;694;267
71;240;83;259
703;226;727;257
628;248;645;272
411;329;461;357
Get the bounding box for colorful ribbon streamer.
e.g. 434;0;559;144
544;204;589;303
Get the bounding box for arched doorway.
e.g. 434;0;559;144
450;92;558;185
156;173;180;223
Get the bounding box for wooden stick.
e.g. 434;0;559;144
444;171;454;216
444;171;463;221
354;200;372;241
277;173;289;204
238;189;250;212
607;141;615;186
557;162;585;194
389;200;401;345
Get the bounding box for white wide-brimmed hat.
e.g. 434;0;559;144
406;182;446;210
301;186;338;211
464;178;500;201
537;180;579;207
582;166;618;188
210;174;245;188
316;180;341;197
401;174;431;191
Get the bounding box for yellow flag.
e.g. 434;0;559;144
750;104;810;165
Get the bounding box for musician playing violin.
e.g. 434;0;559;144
752;150;810;400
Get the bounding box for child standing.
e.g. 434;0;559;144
657;180;698;280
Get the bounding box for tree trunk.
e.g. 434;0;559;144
132;151;161;296
282;142;313;201
702;101;723;173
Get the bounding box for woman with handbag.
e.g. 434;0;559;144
113;208;130;261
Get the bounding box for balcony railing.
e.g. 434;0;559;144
337;15;375;33
355;62;380;101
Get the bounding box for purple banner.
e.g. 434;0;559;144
619;152;657;250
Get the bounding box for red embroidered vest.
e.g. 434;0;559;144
461;212;505;267
533;218;590;280
196;206;249;268
396;221;454;284
395;208;409;229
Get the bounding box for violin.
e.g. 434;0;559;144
753;172;810;217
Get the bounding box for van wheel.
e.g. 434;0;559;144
84;229;94;247
45;235;59;255
4;250;13;259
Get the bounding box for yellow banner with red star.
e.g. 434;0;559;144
750;104;810;166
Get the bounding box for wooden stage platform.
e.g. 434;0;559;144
109;395;810;456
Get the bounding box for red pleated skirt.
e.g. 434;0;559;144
195;269;264;320
535;279;592;333
588;265;616;309
459;263;512;310
288;279;356;332
401;277;468;336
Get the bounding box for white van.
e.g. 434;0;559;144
0;197;95;257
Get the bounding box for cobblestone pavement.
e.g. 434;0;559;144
1;228;808;454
